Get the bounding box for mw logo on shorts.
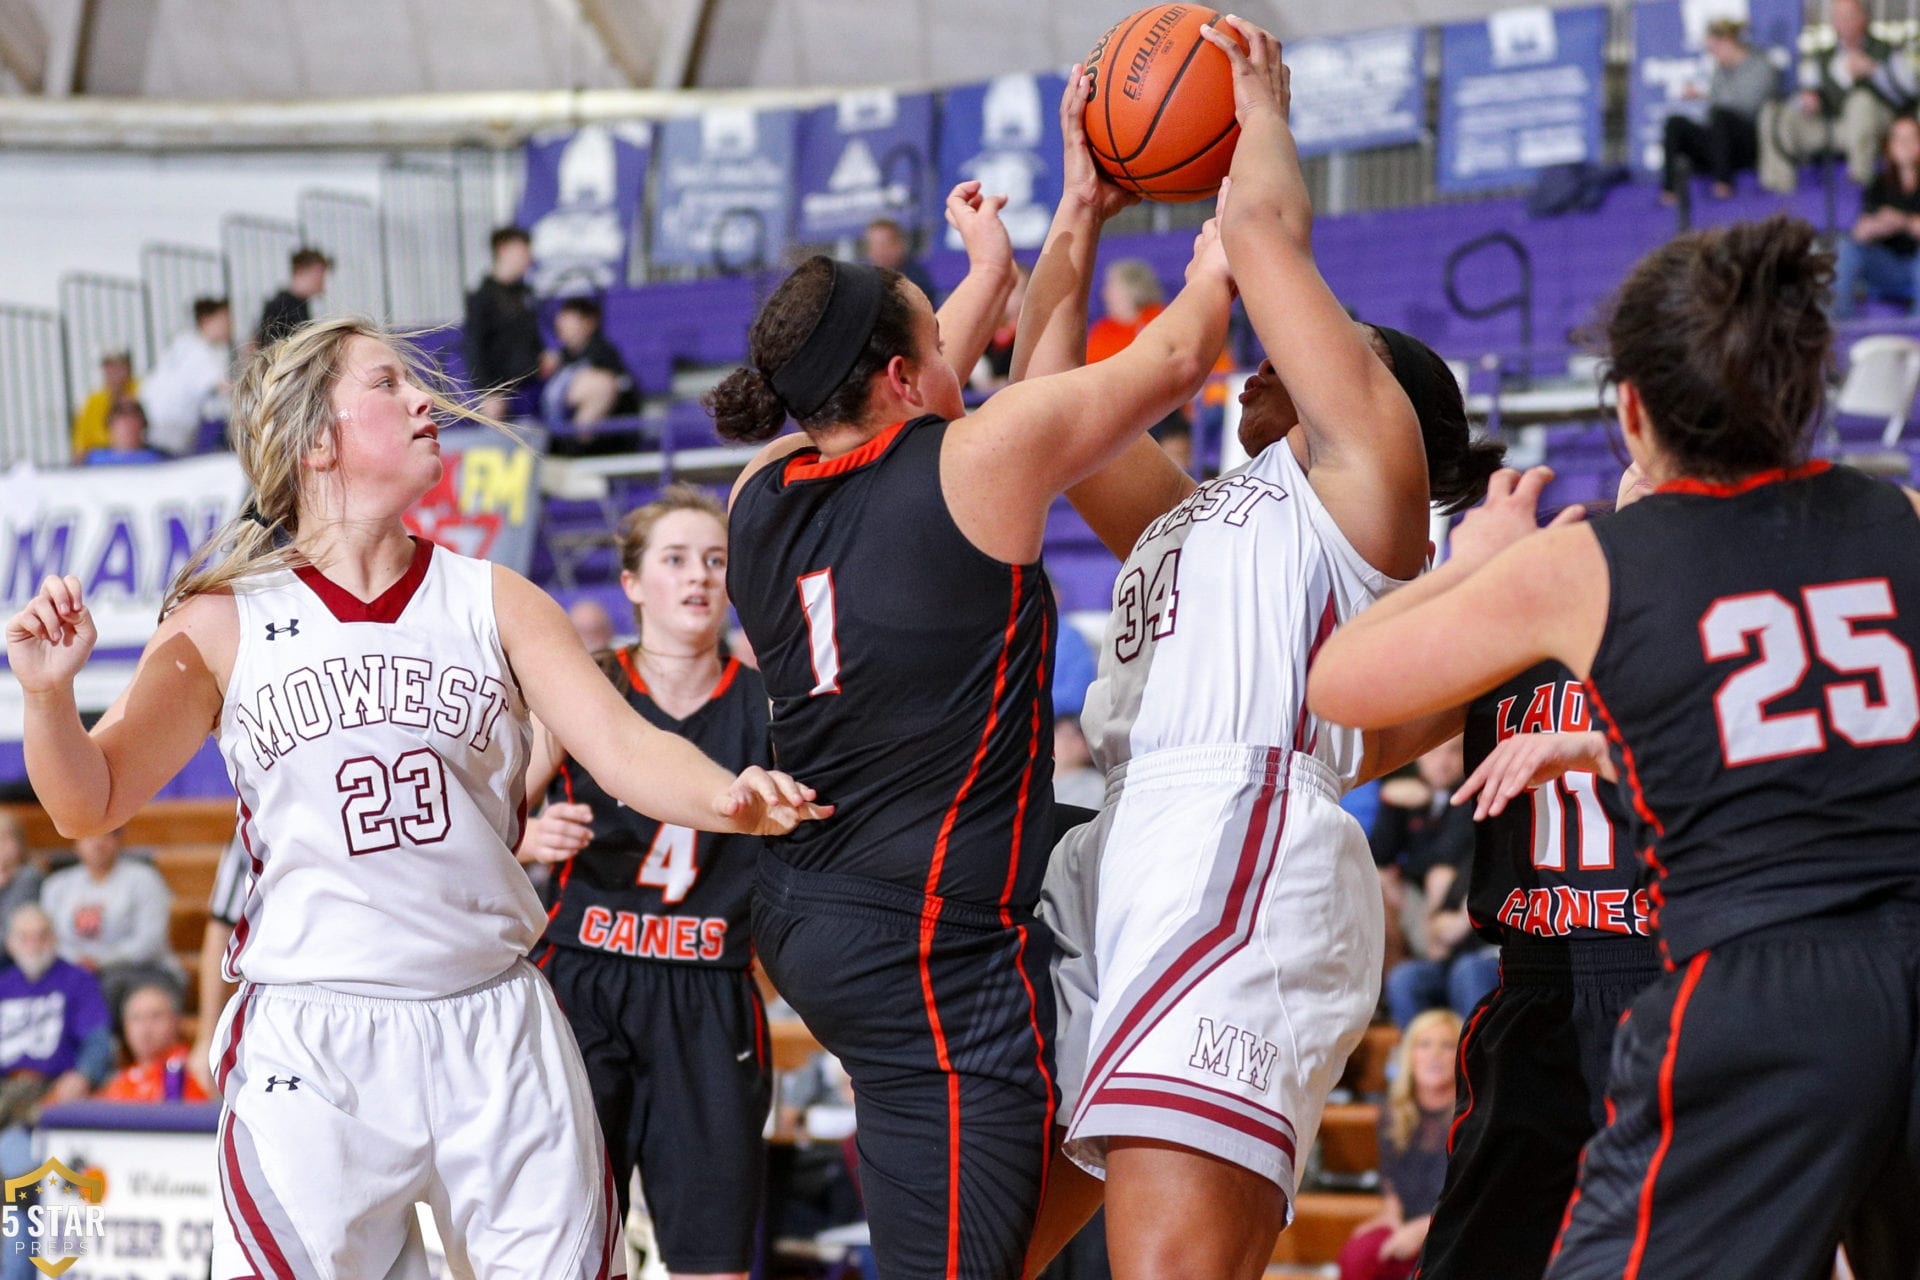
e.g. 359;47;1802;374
1189;1017;1281;1093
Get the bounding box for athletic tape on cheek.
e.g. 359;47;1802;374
769;261;885;419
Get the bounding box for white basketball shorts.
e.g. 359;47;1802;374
207;958;625;1280
1041;744;1383;1201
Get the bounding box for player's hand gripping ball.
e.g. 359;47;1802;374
1082;4;1250;201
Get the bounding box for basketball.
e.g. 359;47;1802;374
1083;5;1247;202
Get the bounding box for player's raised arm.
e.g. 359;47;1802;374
945;212;1233;563
932;181;1018;385
493;567;829;836
7;577;231;838
1008;66;1201;559
1202;16;1430;580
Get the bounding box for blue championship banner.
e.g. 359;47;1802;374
650;107;799;270
1439;6;1609;193
517;123;652;295
937;73;1068;250
1289;28;1426;158
793;90;939;242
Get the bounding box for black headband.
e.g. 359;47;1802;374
769;261;886;420
1371;325;1455;435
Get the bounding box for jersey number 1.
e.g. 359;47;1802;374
1702;580;1920;767
797;570;842;696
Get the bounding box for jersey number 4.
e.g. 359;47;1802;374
335;749;451;856
1114;550;1182;663
638;825;699;904
1702;579;1920;767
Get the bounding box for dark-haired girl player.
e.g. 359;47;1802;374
712;173;1234;1277
1014;19;1502;1280
1308;214;1920;1279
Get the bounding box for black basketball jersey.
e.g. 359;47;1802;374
539;651;769;969
1464;661;1648;945
728;415;1057;910
1586;462;1920;962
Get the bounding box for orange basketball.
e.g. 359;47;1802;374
1083;4;1246;202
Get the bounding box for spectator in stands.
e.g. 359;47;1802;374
1337;1009;1460;1280
1834;114;1920;317
465;226;546;420
1760;0;1917;194
970;262;1028;395
1661;20;1778;203
186;833;247;1095
1086;259;1165;363
567;597;616;651
140;296;232;456
69;349;137;463
0;815;41;933
0;903;111;1280
1372;737;1487;1018
253;246;330;349
864;217;937;302
40;829;181;1013
1383;814;1499;1028
540;296;640;440
81;400;168;466
96;981;207;1102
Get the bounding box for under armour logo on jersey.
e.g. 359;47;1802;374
265;620;300;641
264;1075;300;1093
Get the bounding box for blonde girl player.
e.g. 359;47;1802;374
1016;19;1499;1278
4;317;827;1280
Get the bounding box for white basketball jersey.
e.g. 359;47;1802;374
216;540;540;998
1081;440;1410;786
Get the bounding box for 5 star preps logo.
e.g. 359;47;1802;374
2;1158;106;1276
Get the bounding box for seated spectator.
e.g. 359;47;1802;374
1337;1010;1460;1280
1835;114;1920;316
864;217;937;303
96;981;208;1103
253;246;330;349
1087;259;1165;363
0;905;111;1177
0;815;43;932
40;829;181;1014
69;349;137;463
1370;739;1474;981
82;400;168;466
1760;0;1917;193
140;296;233;455
465;226;545;420
1384;841;1499;1027
970;263;1028;396
540;296;640;439
1661;20;1778;203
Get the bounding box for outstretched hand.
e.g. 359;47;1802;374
717;766;835;837
1059;64;1140;221
1453;731;1616;820
945;180;1014;272
4;575;96;695
1198;14;1287;126
1447;467;1585;569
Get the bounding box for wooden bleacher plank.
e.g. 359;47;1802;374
1318;1101;1380;1175
1271;1193;1386;1267
3;799;235;850
1341;1023;1398;1098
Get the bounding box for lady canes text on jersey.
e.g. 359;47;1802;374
231;654;513;771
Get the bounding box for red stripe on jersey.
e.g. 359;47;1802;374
222;1106;295;1280
917;563;1023;1280
1448;980;1498;1153
614;646;646;695
293;535;434;623
783;421;905;484
1089;1086;1299;1158
1000;604;1049;909
1625;951;1710;1280
1655;459;1829;498
1581;680;1664;837
1296;594;1339;753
